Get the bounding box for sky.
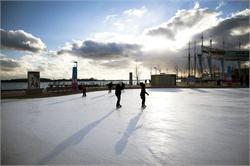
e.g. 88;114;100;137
1;0;249;80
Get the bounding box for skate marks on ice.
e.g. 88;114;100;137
115;112;143;155
90;93;108;100
190;88;209;93
46;96;82;106
38;109;116;164
47;92;109;106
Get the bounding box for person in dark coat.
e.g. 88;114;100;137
82;84;86;97
107;82;113;93
140;82;149;108
115;83;123;108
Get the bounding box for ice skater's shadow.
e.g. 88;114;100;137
38;109;116;164
115;112;143;155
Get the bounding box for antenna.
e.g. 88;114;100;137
209;36;213;78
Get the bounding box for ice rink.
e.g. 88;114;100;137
1;88;249;165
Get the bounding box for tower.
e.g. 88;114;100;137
129;72;133;86
72;61;78;90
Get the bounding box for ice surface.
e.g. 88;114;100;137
1;88;249;165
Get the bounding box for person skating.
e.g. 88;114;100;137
82;84;87;97
107;82;113;93
140;82;149;108
115;83;123;108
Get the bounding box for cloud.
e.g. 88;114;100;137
0;57;20;71
57;40;142;60
0;29;46;52
123;6;148;18
104;6;148;24
55;39;144;76
231;8;250;17
104;14;118;22
104;6;150;33
192;8;250;49
145;4;221;46
95;59;132;69
215;1;225;10
1;52;82;80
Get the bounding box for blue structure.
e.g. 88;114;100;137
72;61;78;90
72;66;77;80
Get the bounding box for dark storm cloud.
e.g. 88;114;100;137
192;13;249;49
57;40;142;60
0;59;20;71
99;59;131;69
147;27;175;40
0;29;46;52
139;50;187;71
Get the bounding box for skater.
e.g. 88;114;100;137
82;84;86;97
107;82;113;93
140;82;149;108
115;83;123;108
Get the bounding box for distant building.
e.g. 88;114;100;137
27;71;40;89
26;71;42;95
151;74;176;87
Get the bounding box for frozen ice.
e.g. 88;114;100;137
1;88;249;165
